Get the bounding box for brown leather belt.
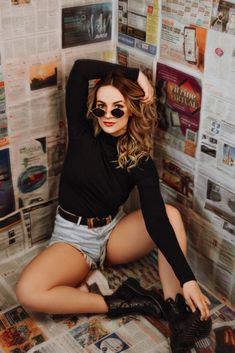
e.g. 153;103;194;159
58;206;118;228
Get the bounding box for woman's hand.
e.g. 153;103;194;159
183;280;211;320
137;71;154;104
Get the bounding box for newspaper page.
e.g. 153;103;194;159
187;209;235;304
0;211;26;261
188;243;235;307
211;0;235;35
204;29;235;84
159;0;212;73
4;52;62;114
161;0;212;28
118;0;159;56
62;3;113;48
155;62;202;158
0;0;61;60
194;163;235;226
22;199;57;246
196;29;235;227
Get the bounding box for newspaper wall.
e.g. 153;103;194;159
153;3;235;309
0;0;235;351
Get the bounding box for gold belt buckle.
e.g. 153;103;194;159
87;218;95;229
87;215;112;228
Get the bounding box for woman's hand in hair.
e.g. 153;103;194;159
137;71;154;104
183;280;211;320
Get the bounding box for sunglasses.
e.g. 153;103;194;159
90;107;125;119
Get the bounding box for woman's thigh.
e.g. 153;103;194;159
105;209;155;266
16;243;91;295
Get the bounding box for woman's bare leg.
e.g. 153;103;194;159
16;243;108;314
106;204;186;299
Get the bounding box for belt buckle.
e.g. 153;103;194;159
105;215;112;225
87;215;112;228
87;217;100;229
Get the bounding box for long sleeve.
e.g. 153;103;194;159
130;157;196;286
66;59;139;140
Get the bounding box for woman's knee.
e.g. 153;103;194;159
16;276;42;311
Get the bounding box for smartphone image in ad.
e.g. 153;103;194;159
183;27;197;64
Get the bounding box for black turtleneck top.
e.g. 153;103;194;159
59;59;196;286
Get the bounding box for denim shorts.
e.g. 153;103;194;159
48;207;126;268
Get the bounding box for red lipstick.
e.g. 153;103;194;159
103;122;115;126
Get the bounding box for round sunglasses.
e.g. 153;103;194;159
90;107;125;119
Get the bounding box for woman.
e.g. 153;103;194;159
16;60;212;352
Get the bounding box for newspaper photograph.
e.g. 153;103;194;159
205;179;235;225
154;145;195;210
194;165;235;227
0;149;15;219
160;17;207;72
211;0;235;35
10;137;49;209
0;305;47;353
161;0;212;28
30;62;58;91
62;3;113;49
118;0;158;55
155;62;201;157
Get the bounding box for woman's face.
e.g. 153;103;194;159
95;85;131;137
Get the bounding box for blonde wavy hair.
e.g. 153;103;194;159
87;70;157;170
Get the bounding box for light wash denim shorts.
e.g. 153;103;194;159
48;207;126;268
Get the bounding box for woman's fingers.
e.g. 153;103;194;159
183;281;211;320
185;295;196;313
137;71;154;104
140;88;154;104
197;298;210;320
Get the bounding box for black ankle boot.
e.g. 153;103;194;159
165;294;212;353
104;277;165;319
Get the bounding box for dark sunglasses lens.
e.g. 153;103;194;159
112;108;125;118
92;108;105;118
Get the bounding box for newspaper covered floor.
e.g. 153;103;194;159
0;247;234;353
